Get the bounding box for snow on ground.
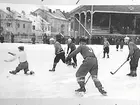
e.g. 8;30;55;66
0;43;140;105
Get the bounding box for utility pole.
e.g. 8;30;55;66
0;14;1;35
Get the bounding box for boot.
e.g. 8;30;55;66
75;80;86;93
75;87;86;93
126;71;133;76
107;55;109;58
98;88;107;96
72;63;77;68
131;71;137;77
9;70;17;75
49;68;55;72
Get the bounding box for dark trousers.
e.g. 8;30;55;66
130;50;140;72
54;52;65;63
67;50;77;64
116;44;119;50
15;61;29;74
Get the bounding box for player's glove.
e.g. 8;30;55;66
127;57;129;61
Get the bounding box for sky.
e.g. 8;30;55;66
0;3;78;14
0;0;140;5
0;0;140;14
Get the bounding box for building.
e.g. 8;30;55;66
26;12;51;43
33;8;69;37
26;12;51;36
0;7;32;42
69;5;140;38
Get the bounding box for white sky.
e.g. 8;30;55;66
0;0;140;5
0;3;78;14
0;0;140;14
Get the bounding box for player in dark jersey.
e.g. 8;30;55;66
103;38;110;58
124;36;140;77
66;38;77;68
49;38;65;72
66;37;107;96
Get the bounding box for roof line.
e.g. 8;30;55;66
93;10;140;14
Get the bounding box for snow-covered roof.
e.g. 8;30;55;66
0;8;31;22
34;8;67;21
26;14;50;24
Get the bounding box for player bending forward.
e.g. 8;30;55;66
49;38;65;72
4;46;34;75
66;38;77;68
124;36;140;77
66;37;107;96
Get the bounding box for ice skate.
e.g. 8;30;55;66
98;88;107;96
131;73;137;77
75;87;86;97
49;68;55;72
131;71;137;77
107;55;109;58
72;63;77;68
9;71;16;75
25;71;35;75
126;71;133;76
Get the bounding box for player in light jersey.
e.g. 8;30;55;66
4;46;34;75
66;37;107;96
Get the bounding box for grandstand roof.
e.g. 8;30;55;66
70;5;140;15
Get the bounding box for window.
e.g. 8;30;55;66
33;25;35;30
7;23;11;27
17;23;20;28
23;24;25;28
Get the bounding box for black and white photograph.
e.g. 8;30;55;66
0;0;140;105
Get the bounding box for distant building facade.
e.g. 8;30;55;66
0;7;32;42
33;8;69;37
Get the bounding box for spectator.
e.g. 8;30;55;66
11;33;14;43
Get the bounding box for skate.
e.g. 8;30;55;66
9;71;16;75
25;71;35;75
131;71;137;77
98;88;107;96
72;63;77;68
67;62;72;66
75;87;86;93
107;55;109;58
49;68;55;72
131;73;137;77
126;72;132;76
75;87;86;97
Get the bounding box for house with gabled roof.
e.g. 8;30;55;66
33;8;69;36
0;7;32;42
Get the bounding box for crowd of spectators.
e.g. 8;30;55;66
1;32;140;45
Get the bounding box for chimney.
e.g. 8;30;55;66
6;7;11;11
49;9;52;13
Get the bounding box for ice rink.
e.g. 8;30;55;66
0;43;140;105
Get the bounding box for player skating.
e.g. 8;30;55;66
103;38;110;58
4;46;34;75
66;38;77;68
66;37;107;96
124;36;140;77
49;38;66;72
